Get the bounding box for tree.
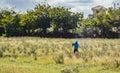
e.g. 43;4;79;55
0;4;83;38
50;7;82;34
19;12;36;36
0;9;16;36
81;7;120;38
107;7;120;32
33;4;51;35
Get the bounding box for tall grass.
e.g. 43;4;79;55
0;37;120;73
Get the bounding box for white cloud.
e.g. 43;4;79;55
46;0;67;6
0;0;117;18
0;0;13;9
45;0;114;18
93;0;114;7
33;0;41;3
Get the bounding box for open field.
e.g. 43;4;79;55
0;37;120;73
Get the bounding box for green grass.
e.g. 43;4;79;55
0;37;120;73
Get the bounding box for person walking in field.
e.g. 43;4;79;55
72;41;79;53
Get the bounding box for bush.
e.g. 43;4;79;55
114;59;120;68
61;66;79;73
61;67;72;73
12;52;18;59
54;54;64;64
34;52;38;60
0;50;3;57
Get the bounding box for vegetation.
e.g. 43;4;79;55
0;3;119;38
0;37;120;73
0;4;82;37
81;7;120;38
0;1;119;73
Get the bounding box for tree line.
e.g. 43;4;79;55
0;4;119;38
81;7;120;38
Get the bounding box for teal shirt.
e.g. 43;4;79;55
72;41;79;50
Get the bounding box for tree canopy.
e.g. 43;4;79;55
0;4;119;38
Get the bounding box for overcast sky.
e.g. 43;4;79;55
0;0;120;18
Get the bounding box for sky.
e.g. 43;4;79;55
0;0;120;18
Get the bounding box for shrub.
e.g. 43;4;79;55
0;50;3;57
114;59;120;68
34;52;38;60
54;54;64;64
72;66;79;73
61;66;79;73
12;52;18;59
61;67;72;73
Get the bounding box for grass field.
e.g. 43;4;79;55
0;37;120;73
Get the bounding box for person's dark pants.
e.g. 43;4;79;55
74;49;78;53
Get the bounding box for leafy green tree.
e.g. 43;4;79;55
50;7;82;34
33;4;51;35
107;7;120;32
94;7;120;37
81;7;120;38
94;13;111;37
19;12;36;36
0;9;16;36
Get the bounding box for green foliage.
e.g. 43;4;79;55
81;7;120;38
50;7;82;33
0;3;82;37
34;4;51;34
0;4;120;38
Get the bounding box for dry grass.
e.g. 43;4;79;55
0;37;120;73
